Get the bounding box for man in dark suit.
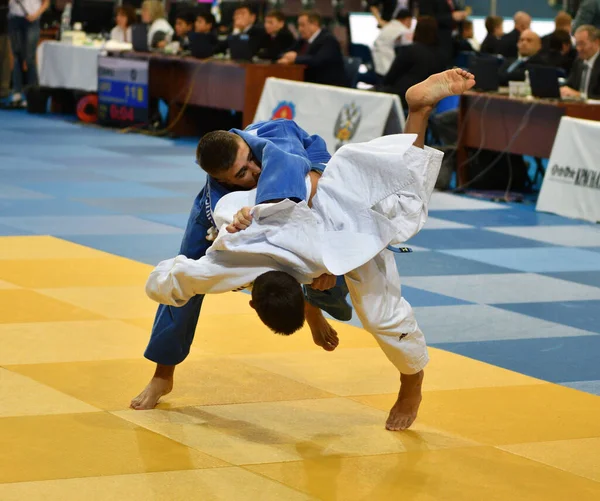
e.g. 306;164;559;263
481;15;504;55
215;3;266;58
278;11;347;87
561;25;600;99
498;29;545;86
418;0;469;68
258;10;296;61
540;30;577;75
499;11;532;59
541;11;572;51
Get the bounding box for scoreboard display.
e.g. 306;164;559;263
97;56;150;126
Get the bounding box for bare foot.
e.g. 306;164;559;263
305;302;339;351
130;364;175;410
386;370;424;431
405;69;475;112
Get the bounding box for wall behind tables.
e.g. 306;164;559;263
465;0;557;18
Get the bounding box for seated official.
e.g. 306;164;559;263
372;9;413;78
216;3;266;58
481;15;504;55
110;4;136;43
278;11;347;87
173;9;195;51
561;25;600;99
258;10;296;61
498;29;545;85
379;16;445;110
540;30;577;75
542;11;573;51
141;0;174;49
455;20;480;53
499;11;531;59
194;11;218;44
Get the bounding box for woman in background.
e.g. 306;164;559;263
380;16;445;110
141;0;173;49
110;4;136;43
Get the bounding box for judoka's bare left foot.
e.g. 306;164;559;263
305;302;339;351
386;370;424;431
130;364;174;410
405;69;475;112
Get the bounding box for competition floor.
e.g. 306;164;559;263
1;111;599;500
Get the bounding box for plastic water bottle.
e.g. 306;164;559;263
60;3;72;40
523;70;531;98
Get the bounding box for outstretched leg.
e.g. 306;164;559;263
404;68;475;148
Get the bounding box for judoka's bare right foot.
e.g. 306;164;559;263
405;68;475;112
305;302;339;351
130;364;174;410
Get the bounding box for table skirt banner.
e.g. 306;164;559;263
254;78;405;153
537;116;600;223
37;41;101;92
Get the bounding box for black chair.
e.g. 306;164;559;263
349;43;377;85
344;56;362;88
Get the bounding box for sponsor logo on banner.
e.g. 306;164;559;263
548;164;600;190
334;102;362;150
271;101;296;120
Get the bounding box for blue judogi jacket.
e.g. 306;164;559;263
203;119;331;227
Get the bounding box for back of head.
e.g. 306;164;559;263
514;11;531;32
196;11;216;27
395;9;411;22
555;11;572;32
485;15;502;34
251;271;305;335
549;29;572;52
413;16;438;47
196;130;240;176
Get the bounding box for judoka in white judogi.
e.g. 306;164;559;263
146;133;443;376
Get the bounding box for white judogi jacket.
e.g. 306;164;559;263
146;134;443;306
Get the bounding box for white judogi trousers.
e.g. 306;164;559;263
345;250;427;375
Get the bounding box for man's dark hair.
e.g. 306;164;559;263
485;15;503;34
251;271;305;335
196;11;216;27
196;131;240;175
549;29;572;51
176;8;195;26
235;3;256;16
413;16;438;47
300;10;322;27
266;10;286;23
395;9;411;21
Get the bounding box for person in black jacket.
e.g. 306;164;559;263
481;15;504;55
215;3;266;58
258;10;296;61
380;16;445;109
498;29;545;86
499;11;531;59
0;0;10;100
418;0;469;68
561;25;600;99
278;11;347;87
539;29;577;75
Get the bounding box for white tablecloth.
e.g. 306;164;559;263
37;41;101;92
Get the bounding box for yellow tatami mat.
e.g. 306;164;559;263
1;236;599;500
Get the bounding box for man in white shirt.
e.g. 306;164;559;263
561;25;600;99
372;9;413;77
